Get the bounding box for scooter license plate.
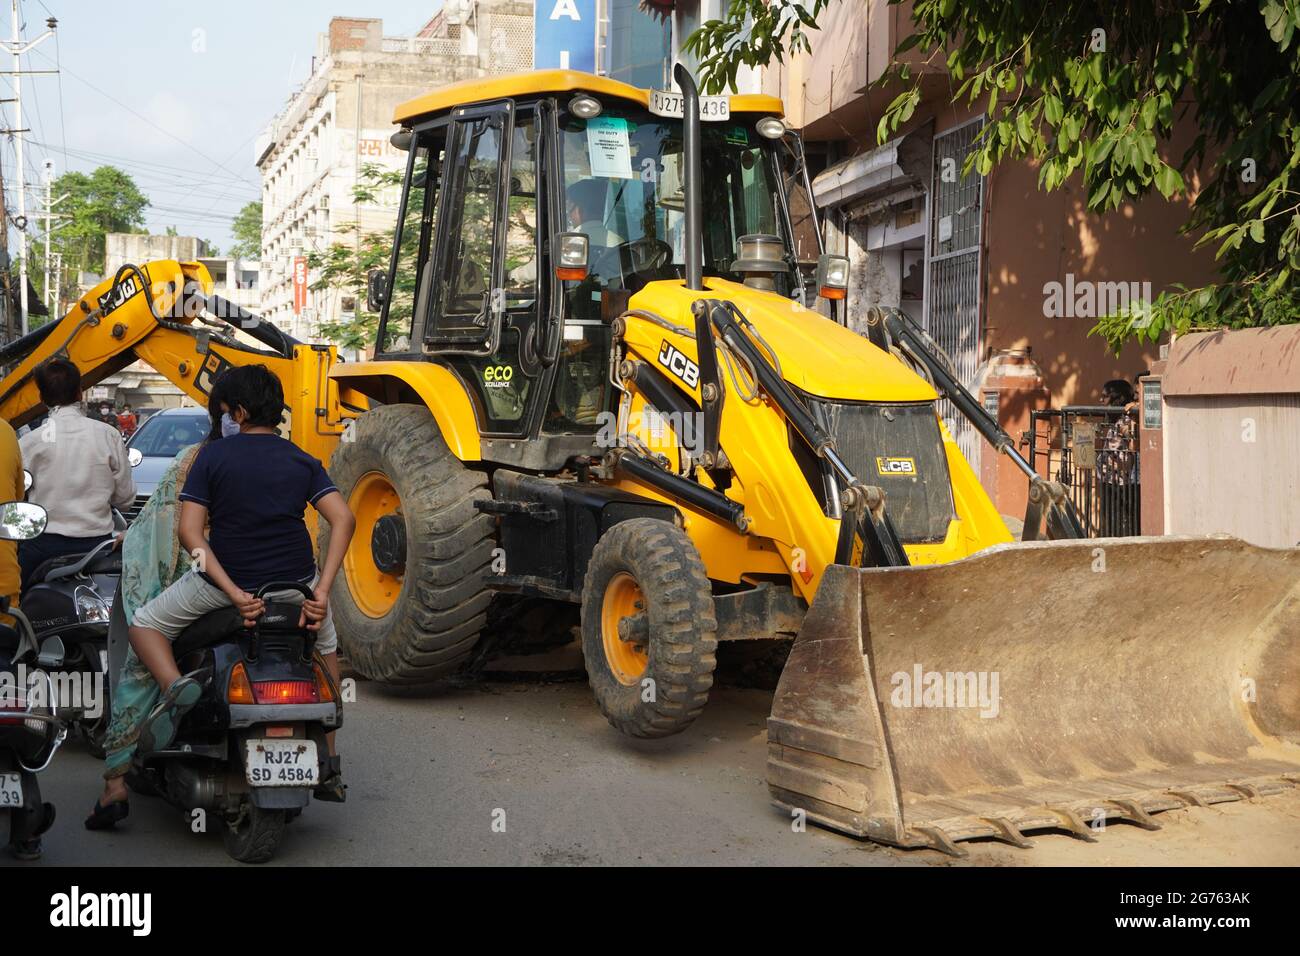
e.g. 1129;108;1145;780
0;772;23;808
245;739;319;787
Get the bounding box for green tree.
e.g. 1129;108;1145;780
229;200;263;260
31;165;149;321
686;0;1300;351
305;164;400;350
40;165;149;280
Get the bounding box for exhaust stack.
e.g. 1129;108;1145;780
674;64;703;292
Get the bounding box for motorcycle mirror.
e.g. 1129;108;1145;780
128;447;144;468
37;634;65;669
22;469;32;492
0;500;47;540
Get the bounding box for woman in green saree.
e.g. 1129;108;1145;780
85;396;222;827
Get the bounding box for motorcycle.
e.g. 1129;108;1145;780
109;580;343;863
0;499;69;861
19;469;124;759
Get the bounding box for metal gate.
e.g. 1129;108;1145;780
925;120;985;470
1028;406;1142;537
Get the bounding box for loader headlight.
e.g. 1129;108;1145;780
75;586;110;624
568;95;603;120
554;232;590;281
756;116;786;140
816;254;850;301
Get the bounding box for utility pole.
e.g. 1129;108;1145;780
2;5;57;335
40;158;67;314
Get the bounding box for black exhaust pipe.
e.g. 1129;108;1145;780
674;63;704;292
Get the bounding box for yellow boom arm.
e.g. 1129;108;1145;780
0;260;354;466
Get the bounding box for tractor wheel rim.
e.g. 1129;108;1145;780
600;572;648;686
345;471;404;618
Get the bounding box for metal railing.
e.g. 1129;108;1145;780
1027;405;1141;537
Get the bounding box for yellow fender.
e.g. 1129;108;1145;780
330;360;482;461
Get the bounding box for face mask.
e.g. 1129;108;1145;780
220;413;241;438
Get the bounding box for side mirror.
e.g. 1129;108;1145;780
0;501;47;540
815;253;850;301
22;469;32;492
37;635;65;669
553;232;590;281
127;447;144;467
366;270;388;313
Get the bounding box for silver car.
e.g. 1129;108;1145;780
124;407;210;521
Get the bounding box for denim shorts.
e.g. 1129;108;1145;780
131;570;338;654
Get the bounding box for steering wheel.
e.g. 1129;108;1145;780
615;237;674;279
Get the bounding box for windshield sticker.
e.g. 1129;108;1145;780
587;116;633;179
725;126;749;146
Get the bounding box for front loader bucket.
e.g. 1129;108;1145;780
767;536;1300;854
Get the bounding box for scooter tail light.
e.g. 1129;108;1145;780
313;662;336;703
227;662;256;705
252;680;319;705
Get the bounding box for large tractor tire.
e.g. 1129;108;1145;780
322;404;496;684
580;518;718;738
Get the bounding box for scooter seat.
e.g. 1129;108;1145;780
29;548;122;584
171;601;310;658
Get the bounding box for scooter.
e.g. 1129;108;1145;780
109;580;342;863
20;536;120;757
0;499;69;861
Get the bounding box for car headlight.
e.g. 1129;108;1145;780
75;586;110;624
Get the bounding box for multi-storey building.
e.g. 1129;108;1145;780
255;6;534;348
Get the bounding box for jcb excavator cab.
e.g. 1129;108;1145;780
364;71;817;471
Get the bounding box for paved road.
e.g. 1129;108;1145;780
17;675;1300;866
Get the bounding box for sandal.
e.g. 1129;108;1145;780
138;675;203;754
85;797;130;831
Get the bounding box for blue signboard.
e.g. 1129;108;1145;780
534;0;598;72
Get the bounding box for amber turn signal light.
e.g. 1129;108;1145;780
227;662;256;705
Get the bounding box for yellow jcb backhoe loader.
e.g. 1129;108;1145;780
9;70;1296;855
316;67;1300;853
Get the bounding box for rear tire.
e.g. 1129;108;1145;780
580;518;717;738
323;405;496;683
222;805;286;864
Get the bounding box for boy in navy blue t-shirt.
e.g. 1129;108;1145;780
127;365;355;792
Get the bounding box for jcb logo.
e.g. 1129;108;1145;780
484;365;514;383
657;341;700;389
876;456;916;476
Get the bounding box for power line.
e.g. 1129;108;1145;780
29;44;261;190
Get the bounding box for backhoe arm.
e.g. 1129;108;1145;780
0;260;352;466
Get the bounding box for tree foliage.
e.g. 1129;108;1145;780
30;165;148;314
229;200;263;260
304;164;401;351
48;165;149;276
687;0;1300;352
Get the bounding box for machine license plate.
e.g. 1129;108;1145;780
245;739;318;787
649;89;730;122
0;772;23;808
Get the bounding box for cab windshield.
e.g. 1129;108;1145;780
559;106;794;298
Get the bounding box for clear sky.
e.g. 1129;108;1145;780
2;0;442;258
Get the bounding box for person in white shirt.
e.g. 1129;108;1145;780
17;358;135;589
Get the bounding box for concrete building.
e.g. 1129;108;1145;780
254;6;534;346
103;233;210;283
